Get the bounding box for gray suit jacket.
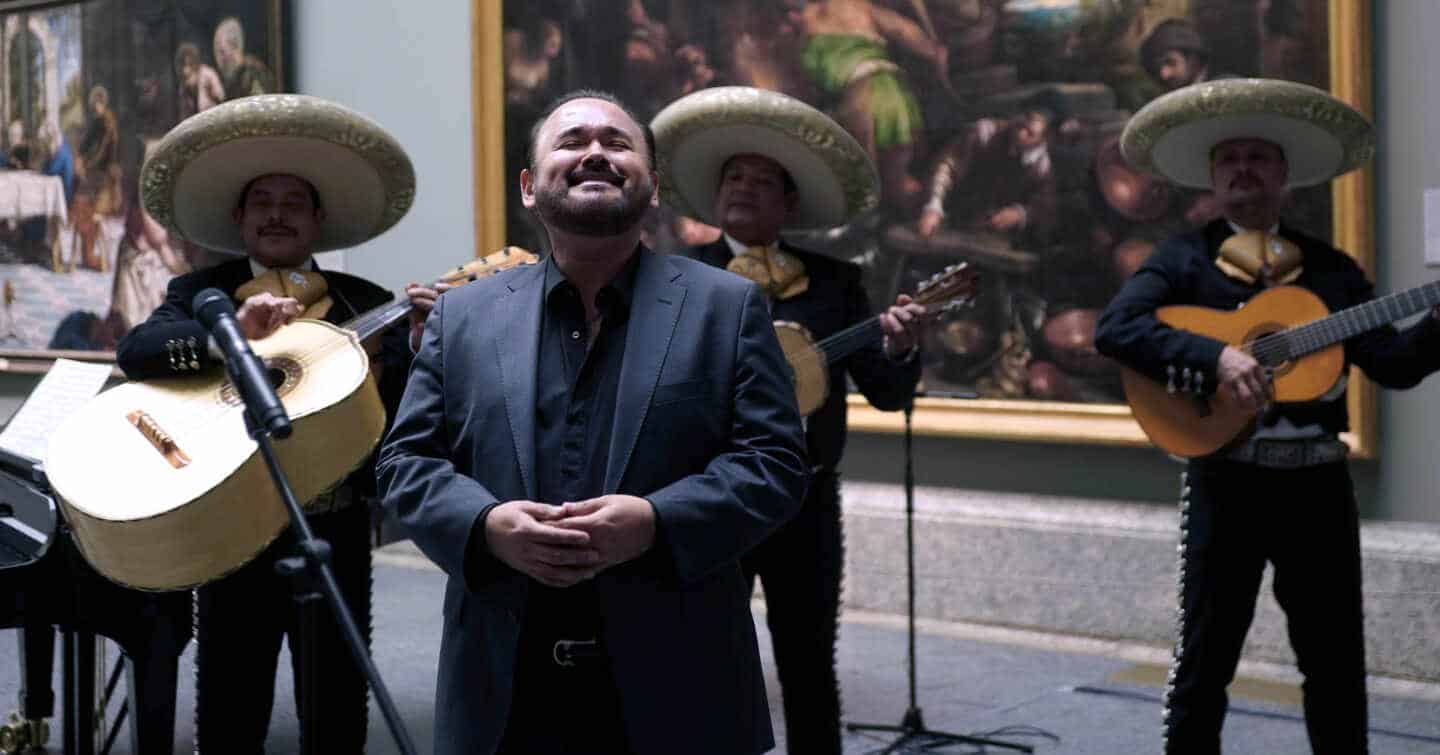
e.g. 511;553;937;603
377;249;808;755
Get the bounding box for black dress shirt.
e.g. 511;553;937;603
524;251;638;641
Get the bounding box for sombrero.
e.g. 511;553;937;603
651;86;878;230
141;94;415;253
1120;78;1374;189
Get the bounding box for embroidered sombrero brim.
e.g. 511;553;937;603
141;94;415;253
1120;78;1374;189
651;86;879;230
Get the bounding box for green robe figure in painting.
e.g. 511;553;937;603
798;0;949;210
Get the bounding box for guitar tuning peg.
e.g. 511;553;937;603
1189;370;1202;395
1166;365;1177;395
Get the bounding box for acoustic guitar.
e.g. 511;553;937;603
1122;280;1440;458
44;246;538;591
776;263;978;416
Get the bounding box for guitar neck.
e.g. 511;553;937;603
342;299;413;343
815;317;885;365
1260;280;1440;363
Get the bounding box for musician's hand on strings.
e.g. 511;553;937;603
988;205;1027;232
1216;345;1270;412
405;281;453;351
234;292;302;340
484;500;601;588
880;293;926;360
554;495;656;570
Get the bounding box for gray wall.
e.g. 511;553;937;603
6;2;1435;522
1372;0;1440;522
294;0;476;286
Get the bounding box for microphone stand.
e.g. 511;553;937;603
844;405;1031;754
241;406;417;755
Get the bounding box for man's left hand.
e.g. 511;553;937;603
880;293;926;360
405;281;453;351
554;495;656;569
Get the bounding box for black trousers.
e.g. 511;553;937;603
496;599;628;755
744;470;844;755
1165;459;1368;755
194;500;373;754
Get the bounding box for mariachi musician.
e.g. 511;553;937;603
1096;78;1440;754
653;86;926;754
116;94;420;752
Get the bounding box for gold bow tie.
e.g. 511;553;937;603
1217;230;1302;287
234;268;334;319
726;245;809;300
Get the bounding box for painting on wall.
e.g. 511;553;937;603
0;0;286;372
474;0;1375;452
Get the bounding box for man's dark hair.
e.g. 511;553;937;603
526;89;656;171
235;174;323;214
719;154;798;196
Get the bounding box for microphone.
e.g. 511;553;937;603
192;288;293;439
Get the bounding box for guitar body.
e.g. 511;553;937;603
1122;285;1345;458
44;320;385;591
775;321;828;417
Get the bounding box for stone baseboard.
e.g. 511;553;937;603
839;481;1440;683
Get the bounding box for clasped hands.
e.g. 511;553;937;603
484;495;656;588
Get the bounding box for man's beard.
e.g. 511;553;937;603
534;178;652;237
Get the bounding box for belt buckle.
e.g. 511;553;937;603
551;638;597;667
1254;439;1303;469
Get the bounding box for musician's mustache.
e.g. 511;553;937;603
1229;172;1262;189
258;224;297;236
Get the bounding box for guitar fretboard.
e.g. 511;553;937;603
816;317;885;364
1253;280;1440;365
343;300;413;343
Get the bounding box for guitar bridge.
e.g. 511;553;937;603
127;410;191;469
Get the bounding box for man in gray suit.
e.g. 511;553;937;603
377;90;808;755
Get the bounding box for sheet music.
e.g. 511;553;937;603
0;358;112;465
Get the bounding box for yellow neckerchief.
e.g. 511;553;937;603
1216;223;1302;287
722;234;809;300
234;258;333;319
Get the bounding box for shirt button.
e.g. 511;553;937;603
571;330;581;340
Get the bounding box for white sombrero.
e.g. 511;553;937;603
141;94;415;253
651;86;879;230
1120;78;1374;189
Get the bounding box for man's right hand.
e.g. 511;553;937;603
917;207;944;237
1216;345;1270;412
484;501;601;588
234;292;302;340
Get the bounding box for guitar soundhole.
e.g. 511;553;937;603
219;357;304;406
1243;323;1294;376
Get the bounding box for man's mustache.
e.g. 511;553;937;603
569;167;624;186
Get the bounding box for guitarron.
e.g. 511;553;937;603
44;247;538;591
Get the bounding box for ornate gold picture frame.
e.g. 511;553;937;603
472;0;1376;457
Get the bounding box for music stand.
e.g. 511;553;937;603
241;407;418;755
844;405;1032;754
